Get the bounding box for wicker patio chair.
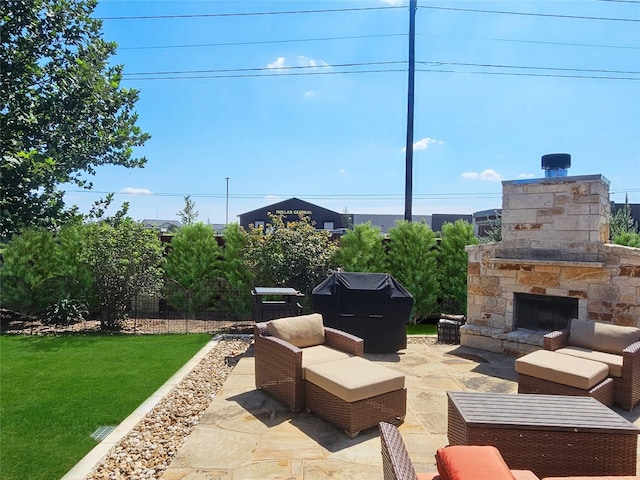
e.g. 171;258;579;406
544;321;640;411
378;422;541;480
253;318;364;412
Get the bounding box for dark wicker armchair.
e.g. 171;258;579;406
379;422;541;480
544;324;640;411
253;320;364;412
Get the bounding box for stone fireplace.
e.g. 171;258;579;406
462;173;640;355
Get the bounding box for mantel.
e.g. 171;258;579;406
488;257;604;268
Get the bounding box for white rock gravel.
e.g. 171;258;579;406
85;337;252;480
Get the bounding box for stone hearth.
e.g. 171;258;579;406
462;174;640;355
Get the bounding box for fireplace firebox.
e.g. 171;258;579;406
514;293;577;332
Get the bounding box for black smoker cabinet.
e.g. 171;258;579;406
312;272;414;353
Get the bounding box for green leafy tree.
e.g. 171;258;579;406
437;220;478;314
220;223;254;319
1;0;150;240
84;219;164;330
332;222;386;272
386;220;439;321
177;195;199;226
164;223;222;317
610;195;639;240
246;214;338;299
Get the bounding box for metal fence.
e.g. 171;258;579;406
1;282;255;335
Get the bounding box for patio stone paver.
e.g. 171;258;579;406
160;340;640;479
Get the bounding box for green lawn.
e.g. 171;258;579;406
0;334;211;480
406;322;437;336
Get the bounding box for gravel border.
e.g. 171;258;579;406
76;336;252;480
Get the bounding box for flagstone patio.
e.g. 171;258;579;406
158;339;640;480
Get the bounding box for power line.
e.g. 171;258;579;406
417;68;638;81
99;5;403;21
120;59;639;82
66;190;507;200
117;33;638;52
123;61;405;77
124;69;406;81
421;5;640;22
419;61;640;76
119;33;408;50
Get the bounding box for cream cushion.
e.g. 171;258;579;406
305;356;405;403
569;318;640;355
515;350;608;390
301;345;352;380
556;346;624;378
267;313;325;348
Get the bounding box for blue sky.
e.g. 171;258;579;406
63;0;640;224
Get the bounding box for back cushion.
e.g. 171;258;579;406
435;445;515;480
267;313;325;348
569;318;640;355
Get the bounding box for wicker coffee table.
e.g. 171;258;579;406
447;391;640;478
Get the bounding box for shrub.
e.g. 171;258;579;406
245;214;337;300
613;232;640;248
438;220;478;314
42;297;89;326
0;228;61;315
164;223;223;317
332;222;386;272
220;223;254;319
386;220;439;321
84;219;164;330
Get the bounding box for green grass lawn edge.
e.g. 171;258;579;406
0;334;211;480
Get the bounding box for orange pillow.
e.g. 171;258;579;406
435;445;516;480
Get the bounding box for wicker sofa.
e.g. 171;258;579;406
379;422;640;480
544;318;640;410
253;313;364;412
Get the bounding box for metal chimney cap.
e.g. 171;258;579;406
541;153;571;170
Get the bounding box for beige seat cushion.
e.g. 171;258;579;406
305;356;405;403
515;350;608;390
556;346;623;378
568;318;640;355
267;313;325;348
301;345;353;380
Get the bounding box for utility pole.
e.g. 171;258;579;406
404;0;417;222
225;177;230;225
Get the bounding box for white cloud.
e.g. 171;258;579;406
461;169;503;182
338;169;346;174
266;56;330;74
264;195;281;200
481;169;503;181
518;173;535;179
381;0;404;5
119;187;153;195
297;55;329;68
402;137;442;152
305;91;315;97
266;57;286;70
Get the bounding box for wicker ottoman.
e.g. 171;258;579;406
515;350;614;407
304;356;406;438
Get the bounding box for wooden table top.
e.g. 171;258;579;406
447;391;640;435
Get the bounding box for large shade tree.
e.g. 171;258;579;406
0;0;150;240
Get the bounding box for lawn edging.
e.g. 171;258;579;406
61;334;247;480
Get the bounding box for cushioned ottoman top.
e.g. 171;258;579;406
515;349;609;390
304;356;405;403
